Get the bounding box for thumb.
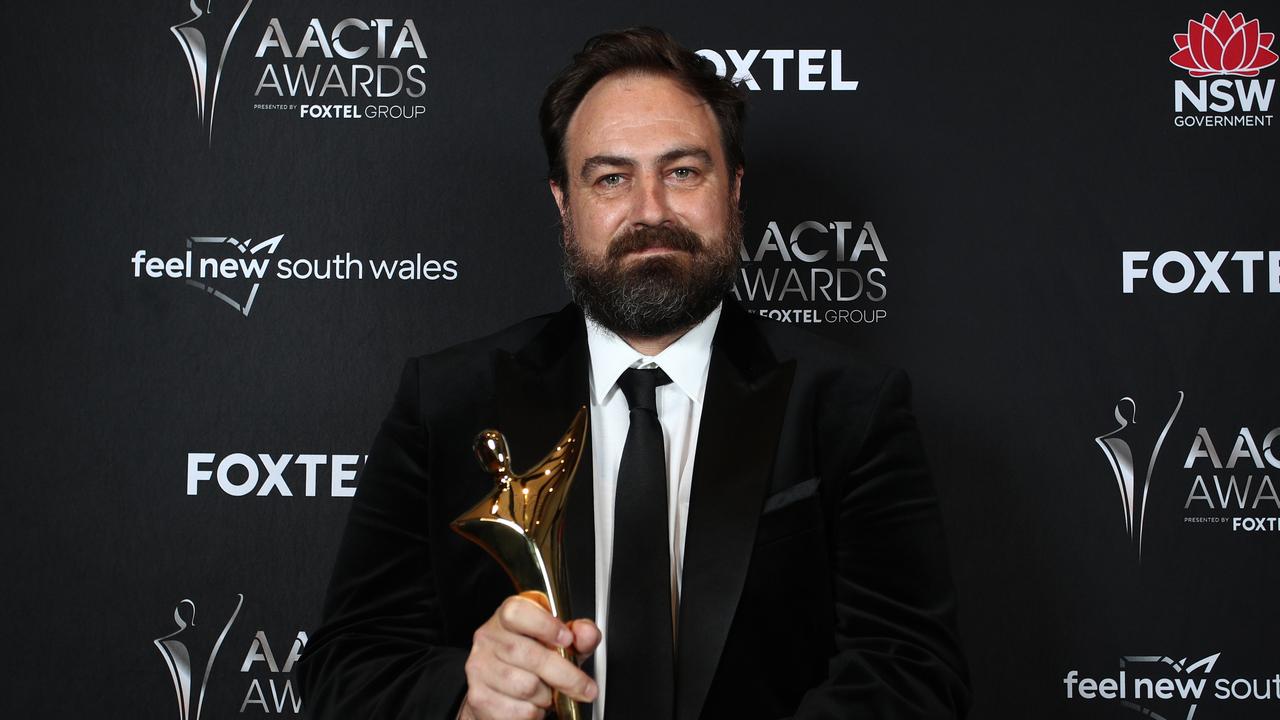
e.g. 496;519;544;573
567;618;602;657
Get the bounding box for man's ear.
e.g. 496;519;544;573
731;166;744;206
549;179;567;218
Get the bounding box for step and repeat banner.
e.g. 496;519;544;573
5;1;1278;718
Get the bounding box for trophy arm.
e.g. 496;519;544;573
520;407;589;543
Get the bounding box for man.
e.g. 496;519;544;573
296;27;970;720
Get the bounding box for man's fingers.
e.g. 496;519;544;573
494;664;553;707
463;596;603;719
493;634;597;702
498;595;573;648
532;646;598;702
463;648;553;718
567;618;602;657
491;634;552;675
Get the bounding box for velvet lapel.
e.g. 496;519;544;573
493;304;596;627
675;302;795;720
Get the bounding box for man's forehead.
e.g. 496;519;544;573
564;72;722;165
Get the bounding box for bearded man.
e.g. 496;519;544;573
296;27;970;720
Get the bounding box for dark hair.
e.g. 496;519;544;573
539;27;747;188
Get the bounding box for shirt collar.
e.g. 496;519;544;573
585;303;722;407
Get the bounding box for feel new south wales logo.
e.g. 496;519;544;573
1170;10;1278;126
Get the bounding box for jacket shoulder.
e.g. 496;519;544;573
414;312;556;366
399;311;562;408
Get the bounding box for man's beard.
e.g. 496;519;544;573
561;204;741;339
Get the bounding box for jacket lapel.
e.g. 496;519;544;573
675;302;795;720
493;305;596;626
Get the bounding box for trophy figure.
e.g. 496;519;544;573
171;1;256;144
452;407;589;720
153;594;244;720
1094;391;1184;561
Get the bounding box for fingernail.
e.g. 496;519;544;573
585;681;598;701
557;627;573;647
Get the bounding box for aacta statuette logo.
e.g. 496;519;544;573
154;594;244;720
1170;11;1277;127
171;1;256;144
1095;392;1185;561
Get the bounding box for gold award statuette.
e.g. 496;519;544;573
451;407;589;720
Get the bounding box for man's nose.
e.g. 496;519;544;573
629;174;675;227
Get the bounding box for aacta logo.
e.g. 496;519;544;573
1096;391;1280;542
730;220;888;325
1170;11;1276;126
154;594;308;716
253;17;428;121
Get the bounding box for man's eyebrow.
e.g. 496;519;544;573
657;147;713;167
580;155;635;181
578;147;715;182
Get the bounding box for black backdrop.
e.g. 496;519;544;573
5;2;1279;718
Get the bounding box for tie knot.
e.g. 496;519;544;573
617;367;671;413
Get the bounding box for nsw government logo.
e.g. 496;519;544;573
1170;11;1277;127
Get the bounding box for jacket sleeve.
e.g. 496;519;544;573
791;368;971;719
295;358;468;719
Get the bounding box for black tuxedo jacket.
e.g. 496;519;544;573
296;301;970;719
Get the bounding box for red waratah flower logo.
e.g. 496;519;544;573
1170;11;1278;77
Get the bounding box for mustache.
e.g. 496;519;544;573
606;224;702;261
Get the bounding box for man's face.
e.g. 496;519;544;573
551;71;743;338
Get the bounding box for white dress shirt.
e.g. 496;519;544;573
584;303;722;720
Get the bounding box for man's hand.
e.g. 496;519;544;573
458;593;601;720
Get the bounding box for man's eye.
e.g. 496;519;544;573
598;174;624;187
671;168;697;180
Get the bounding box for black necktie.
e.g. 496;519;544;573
606;367;675;720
